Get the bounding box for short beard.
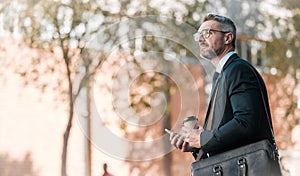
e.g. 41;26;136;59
200;48;217;60
200;47;224;60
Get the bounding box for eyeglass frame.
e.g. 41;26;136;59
193;28;230;41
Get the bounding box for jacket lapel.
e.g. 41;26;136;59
203;53;239;129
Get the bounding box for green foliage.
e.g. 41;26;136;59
264;1;300;77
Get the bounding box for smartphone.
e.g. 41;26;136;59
164;128;171;134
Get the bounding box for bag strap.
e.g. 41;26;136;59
247;63;279;158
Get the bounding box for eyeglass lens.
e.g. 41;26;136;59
194;29;210;41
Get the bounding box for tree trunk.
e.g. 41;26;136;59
61;101;74;176
162;60;171;176
85;81;92;176
61;47;74;176
163;114;171;176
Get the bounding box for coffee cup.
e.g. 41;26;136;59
182;116;199;129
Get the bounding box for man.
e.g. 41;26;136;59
168;13;277;161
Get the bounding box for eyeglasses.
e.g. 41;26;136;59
193;28;230;41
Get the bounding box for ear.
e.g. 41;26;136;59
224;32;233;45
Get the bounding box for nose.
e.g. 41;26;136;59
194;32;203;42
198;36;205;42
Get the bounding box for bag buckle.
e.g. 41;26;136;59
213;165;222;175
237;157;246;166
237;157;247;176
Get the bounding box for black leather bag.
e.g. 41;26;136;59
191;139;282;176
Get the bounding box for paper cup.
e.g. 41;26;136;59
182;116;199;129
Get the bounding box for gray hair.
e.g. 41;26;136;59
203;13;237;48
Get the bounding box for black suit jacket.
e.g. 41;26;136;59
200;53;275;156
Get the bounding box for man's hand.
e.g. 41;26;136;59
165;129;194;152
182;126;203;148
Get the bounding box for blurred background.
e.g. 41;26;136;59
0;0;300;175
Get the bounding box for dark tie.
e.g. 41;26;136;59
212;72;220;86
210;72;220;99
196;72;221;160
206;72;220;130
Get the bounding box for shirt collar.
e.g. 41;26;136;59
216;51;236;73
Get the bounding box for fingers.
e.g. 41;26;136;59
184;137;190;143
176;135;185;149
184;132;201;148
170;132;185;150
170;133;180;146
184;137;196;148
166;128;201;150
